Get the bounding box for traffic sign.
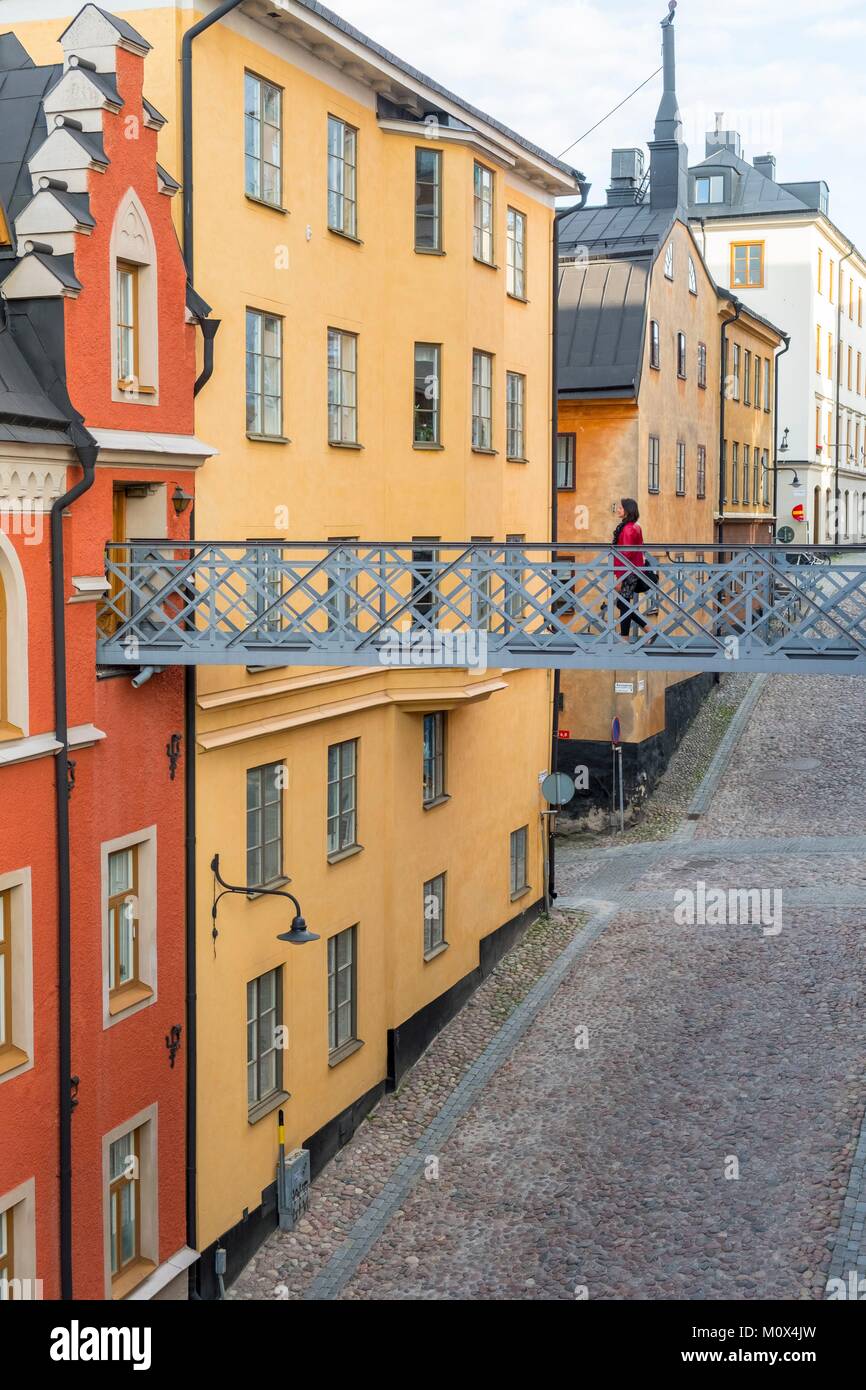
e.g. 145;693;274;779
792;503;805;522
777;526;795;543
541;771;575;806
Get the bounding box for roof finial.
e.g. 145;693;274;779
662;0;677;26
714;111;724;134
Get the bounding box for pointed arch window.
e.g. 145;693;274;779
110;190;158;404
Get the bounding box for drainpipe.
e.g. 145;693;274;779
185;499;199;1296
771;333;791;538
718;300;742;546
194;316;221;396
834;246;854;543
51;434;99;1301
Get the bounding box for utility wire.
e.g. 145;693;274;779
558;66;662;158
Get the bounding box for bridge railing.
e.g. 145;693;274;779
95;541;866;674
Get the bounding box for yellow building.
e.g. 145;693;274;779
12;1;581;1293
716;301;782;545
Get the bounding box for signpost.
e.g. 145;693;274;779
540;771;576;912
611;718;624;833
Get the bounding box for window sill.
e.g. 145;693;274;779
423;940;449;963
327;843;364;865
649;363;660;371
415;247;446;257
510;884;532;903
677;373;687;381
109;981;154;1017
413;442;444;451
507;456;529;465
472;446;498;456
112;1258;157;1301
556;485;576;493
328;440;364;450
0;721;24;744
473;256;499;270
248;1089;291;1126
0;1044;29;1078
328;1037;364;1068
245;193;288;215
246;432;291;444
422;793;450;811
507;292;529;305
328;227;363;246
245;875;292;901
117;382;156;395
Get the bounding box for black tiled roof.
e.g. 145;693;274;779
559;202;677;259
0;47;60;239
689;148;808;215
557;259;650;397
0;319;72;442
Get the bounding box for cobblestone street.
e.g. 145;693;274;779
232;673;866;1301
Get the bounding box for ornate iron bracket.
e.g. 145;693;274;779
165;1024;182;1069
166;732;182;781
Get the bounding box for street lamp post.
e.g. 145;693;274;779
209;853;319;945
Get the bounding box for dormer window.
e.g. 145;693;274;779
694;174;724;204
664;242;673;279
116;261;138;385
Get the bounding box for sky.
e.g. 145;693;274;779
334;0;866;245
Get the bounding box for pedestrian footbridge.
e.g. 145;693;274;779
95;541;866;676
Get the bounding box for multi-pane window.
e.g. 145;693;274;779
423;874;446;956
247;967;282;1108
648;434;660;493
411;541;439;624
423;712;446;804
694;174;724;203
0;891;10;1053
244;72;281;205
0;1207;11;1294
731;343;741;400
108;847;138;995
327;739;357;855
755;355;762;408
742;444;750;505
829;260;835;302
471;350;493;449
473;162;494;263
415;147;441;252
664;241;673;279
327;116;357;237
109;1130;139;1282
249;542;282;634
471;536;493;630
116;262;138;384
817;248;823;294
721;440;728;503
816;324;822;373
247;762;283;888
763;358;770;410
731;442;739;503
505;534;525;627
753;449;760;507
697;445;707;499
506;207;526;298
731;241;763;288
327;926;357;1053
556;432;575;489
413;342;440;445
743;350;751;405
688;256;697;295
325;538;357;632
676;440;686;495
510;826;528;896
677;332;687;378
506;372;526;459
697;341;707;388
650;320;660;369
327;328;358;444
762;449;770;505
246;309;282;437
828;332;834;379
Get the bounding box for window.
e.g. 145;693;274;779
246;762;283;888
244;72;281;206
742;444;750;505
753;449;760;507
650;320;660;369
859;287;863;327
249;542;283;635
423;874;446;957
246;309;282;438
688;256;697;295
107;847;139;998
755;355;761;409
743;350;751;405
327;739;357;856
731;241;764;288
411;540;439;625
247;967;283;1110
676;332;687;378
849;346;854;390
471;536;493;630
829;260;835;302
816;324;822;373
327;328;358;444
415;147;441;252
505;534;525;627
473;162;494;264
510;826;529;897
327;115;357;237
676;440;686;495
721;440;727;503
556;432;575;489
472;350;493;449
664;241;673;279
648;434;660;493
116;261;138;385
506;207;526;298
858;351;862;394
697;444;707;499
762;449;770;505
697;340;707;388
325;539;357;633
0;891;10;1059
694;174;724;203
817;248;823;294
506;371;526;459
828;332;834;379
731;442;739;503
0;1207;11;1295
422;712;446;804
327;926;357;1054
731;343;741;400
414;342;441;445
109;1130;140;1283
816;405;821;450
849;277;854;319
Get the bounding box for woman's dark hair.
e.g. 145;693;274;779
613;497;640;544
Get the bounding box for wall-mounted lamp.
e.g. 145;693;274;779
779;427;789;453
210;854;319;945
777;467;801;486
172;484;194;516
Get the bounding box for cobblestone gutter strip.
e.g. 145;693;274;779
670;673;770;843
303;905;619;1301
826;1100;866;1292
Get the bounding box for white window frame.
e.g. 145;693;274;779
0;868;32;1085
328;328;358;444
246;308;283;439
472;349;493;450
473;161;494;264
422;712;446;805
506;371;526;460
244;70;282;207
423;873;446;957
101;1105;158;1298
694;174;724;204
510;826;529;898
327;925;358;1054
0;1178;36;1300
109;189;158;406
101;826;157;1029
506;206;526;298
327;738;358;856
327;115;358;238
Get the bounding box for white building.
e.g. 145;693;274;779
688;127;866;544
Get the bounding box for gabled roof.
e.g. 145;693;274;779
0;50;61;244
0;317;74;445
59;5;151;52
44;188;95;227
156;163;180;192
46;64;123;108
57;124;108;165
559;202;677;261
142;95;165;127
557;259;649;397
689;148;809;216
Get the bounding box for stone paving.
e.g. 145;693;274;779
232;672;866;1301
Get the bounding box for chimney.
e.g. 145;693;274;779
753;154;776;182
705;113;741;159
606;148;645;206
648;7;688;211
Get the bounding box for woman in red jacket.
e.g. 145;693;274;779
612;498;653;640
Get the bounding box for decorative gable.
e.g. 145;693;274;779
58;4;150;73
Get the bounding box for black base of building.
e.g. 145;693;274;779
557;672;716;816
195;896;543;1298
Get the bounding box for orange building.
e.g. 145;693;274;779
0;9;213;1299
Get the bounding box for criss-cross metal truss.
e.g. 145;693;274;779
95;540;866;675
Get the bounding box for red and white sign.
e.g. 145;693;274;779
792;503;806;522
